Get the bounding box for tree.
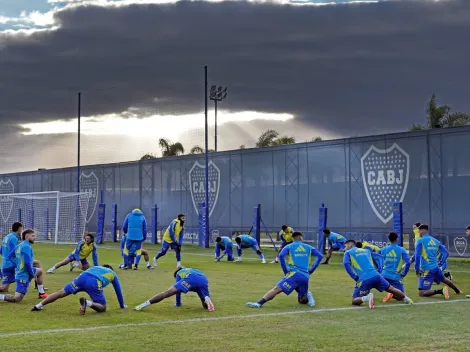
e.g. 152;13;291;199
140;153;156;160
256;129;296;147
311;137;323;142
189;145;215;154
159;138;185;157
272;136;296;145
239;145;246;149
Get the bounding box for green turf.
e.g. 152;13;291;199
1;243;469;351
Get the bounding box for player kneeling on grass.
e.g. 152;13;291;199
47;233;98;274
32;265;127;314
414;224;463;299
321;229;346;264
343;239;413;309
247;232;322;308
234;235;266;263
214;236;235;262
119;234;153;270
134;267;214;312
0;229;47;303
0;222;24;293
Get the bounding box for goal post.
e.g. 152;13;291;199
0;191;91;244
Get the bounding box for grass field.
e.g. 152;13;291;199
1;242;470;352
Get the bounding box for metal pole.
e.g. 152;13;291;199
204;66;210;248
77;92;81;192
214;100;218;152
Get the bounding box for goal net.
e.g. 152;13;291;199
0;191;91;244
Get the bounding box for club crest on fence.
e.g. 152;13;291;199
361;143;410;224
79;172;99;223
454;237;467;256
0;179;14;223
189;161;220;218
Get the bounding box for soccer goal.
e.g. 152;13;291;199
0;191;91;244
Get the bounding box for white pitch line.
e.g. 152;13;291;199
0;299;467;338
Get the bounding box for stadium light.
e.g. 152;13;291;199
209;85;228;152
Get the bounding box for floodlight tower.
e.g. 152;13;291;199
209;85;227;152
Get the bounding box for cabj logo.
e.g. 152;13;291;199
189;161;220;218
454;237;467;256
79;172;99;223
361;143;410;224
0;179;14;223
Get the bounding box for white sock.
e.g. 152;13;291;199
204;296;211;303
177;261;181;267
86;300;93;307
38;285;45;294
36;303;43;309
361;296;369;302
0;294;5;300
238;256;242;260
404;296;411;302
146;261;150;266
140;300;151;308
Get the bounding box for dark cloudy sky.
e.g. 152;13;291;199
1;0;469;173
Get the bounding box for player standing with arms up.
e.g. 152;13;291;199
154;214;185;269
271;225;294;263
121;208;147;270
321;229;346;264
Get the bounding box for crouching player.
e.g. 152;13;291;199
47;233;98;273
234;235;266;263
271;225;294;263
119;234;153;270
32;265;126;314
214;236;234;262
343;239;413;309
134;267;214;312
0;229;47;303
321;229;346;264
0;222;23;293
379;232;411;302
247;232;322;308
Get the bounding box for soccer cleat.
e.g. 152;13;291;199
133;265;138;270
261;259;266;264
270;260;278;264
79;297;87;315
443;286;450;300
246;302;261;308
382;293;394;303
176;263;183;269
31;306;42;311
69;262;75;272
236;258;242;262
147;265;154;270
38;292;48;299
444;271;453;281
46;268;55;274
119;263;125;269
368;293;375;309
205;297;214;312
134;305;144;311
307;292;315;307
405;298;414;305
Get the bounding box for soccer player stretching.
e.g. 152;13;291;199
356;241;380;253
321;229;346;264
247;231;322;308
119;234;153;269
271;225;294;263
379;232;411;302
154;214;185;269
47;233;98;273
343;239;412;309
414;224;463;298
214;236;234;262
134;267;214;312
121;208;148;270
0;222;23;293
0;229;47;303
32;265;126;314
234;235;266;263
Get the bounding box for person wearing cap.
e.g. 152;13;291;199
122;208;148;270
246;231;323;308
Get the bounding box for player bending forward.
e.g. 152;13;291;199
343;239;413;309
154;214;185;269
247;231;322;308
119;234;153;270
47;233;98;274
321;229;346;264
214;236;234;261
271;225;294;263
234;235;266;263
32;265;126;314
134;267;214;311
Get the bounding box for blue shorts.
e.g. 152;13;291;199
418;267;445;290
63;273;106;305
15;279;31;294
2;267;15;285
67;254;89;265
276;272;309;298
162;241;179;252
125;239;143;256
352;275;390;298
174;275;210;299
384;278;404;293
331;242;345;251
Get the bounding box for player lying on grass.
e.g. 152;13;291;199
122;208;147;270
214;236;234;262
134;267;214;312
154;214;185;269
32;265;126;314
271;225;294;263
247;231;322;308
47;233;98;274
119;234;153;270
343;239;413;309
0;229;47;303
234;235;266;263
379;232;411;302
321;229;346;264
414;224;463;298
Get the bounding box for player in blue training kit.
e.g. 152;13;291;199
0;222;24;293
47;233;98;273
122;208;148;270
214;236;234;262
32;264;126;314
118;234;153;270
379;232;411;302
154;214;185;269
414;224;462;298
322;229;346;264
247;232;322;308
343;239;412;309
234;235;266;263
0;229;48;303
134;267;215;312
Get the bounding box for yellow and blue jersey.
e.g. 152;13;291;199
238;235;257;248
81;266;125;308
362;241;381;253
279;241;323;278
379;244;410;281
327;232;346;246
163;219;184;244
176;268;206;282
343;247;381;282
71;240;98;266
414;235;448;272
15;241;36;281
280;227;294;243
413;229;421;249
1;232;20;269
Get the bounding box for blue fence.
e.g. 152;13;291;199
0;126;469;257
